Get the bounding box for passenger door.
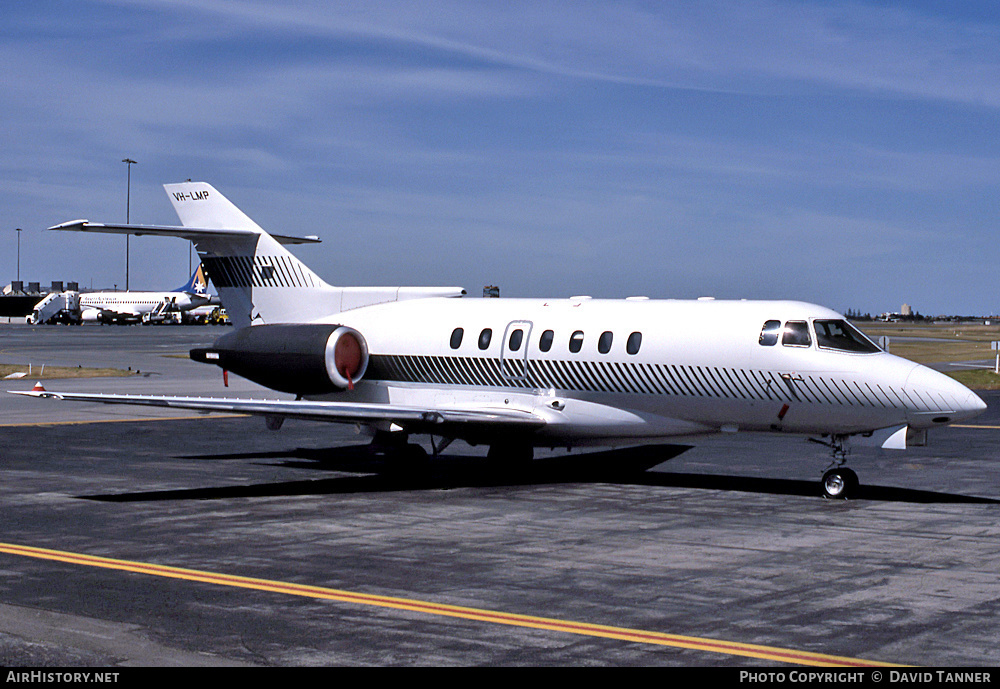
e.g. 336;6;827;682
500;320;533;381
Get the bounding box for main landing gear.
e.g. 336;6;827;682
810;434;859;500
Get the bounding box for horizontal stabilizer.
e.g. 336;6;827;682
48;220;321;245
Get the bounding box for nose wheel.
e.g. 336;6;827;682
811;434;859;499
821;467;858;499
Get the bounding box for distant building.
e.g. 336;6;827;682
901;304;912;317
483;285;500;298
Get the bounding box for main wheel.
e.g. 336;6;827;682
821;467;858;499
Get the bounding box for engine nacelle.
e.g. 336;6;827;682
190;324;369;395
324;325;368;390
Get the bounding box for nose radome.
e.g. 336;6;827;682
964;388;988;415
904;364;987;422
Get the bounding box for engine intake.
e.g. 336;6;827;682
191;324;369;395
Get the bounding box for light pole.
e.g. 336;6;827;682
15;228;21;284
122;158;137;290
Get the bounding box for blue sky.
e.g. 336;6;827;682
3;0;1000;315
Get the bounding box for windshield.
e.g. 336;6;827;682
814;320;881;354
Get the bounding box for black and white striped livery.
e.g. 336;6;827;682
371;352;951;413
202;255;322;290
34;182;986;499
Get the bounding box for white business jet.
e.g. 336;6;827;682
18;182;986;498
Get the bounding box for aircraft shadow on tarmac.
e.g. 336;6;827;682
78;443;999;505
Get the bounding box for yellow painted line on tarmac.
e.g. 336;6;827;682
0;414;246;428
951;424;1000;429
0;541;900;667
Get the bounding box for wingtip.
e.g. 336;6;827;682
9;385;63;400
8;383;49;397
48;219;89;231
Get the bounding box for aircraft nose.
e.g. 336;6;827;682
904;364;987;425
963;382;988;410
966;389;988;415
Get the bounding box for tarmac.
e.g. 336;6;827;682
1;323;999;667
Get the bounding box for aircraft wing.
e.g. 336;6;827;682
49;221;321;245
9;389;546;431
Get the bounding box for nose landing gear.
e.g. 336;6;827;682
821;466;859;499
810;434;859;499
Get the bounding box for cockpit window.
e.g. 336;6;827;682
759;320;781;346
814;319;881;353
782;321;812;347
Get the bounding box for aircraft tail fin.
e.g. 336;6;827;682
163;182;340;328
165;182;263;231
50;182;466;329
172;264;208;295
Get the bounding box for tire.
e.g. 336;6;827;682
821;468;858;499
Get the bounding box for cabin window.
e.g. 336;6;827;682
627;332;642;355
814;319;880;353
759;320;781;346
508;328;524;352
478;328;492;350
539;329;554;353
598;331;613;354
450;328;464;350
782;321;812;347
569;330;584;353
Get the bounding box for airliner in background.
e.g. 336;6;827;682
15;182;987;499
79;265;213;324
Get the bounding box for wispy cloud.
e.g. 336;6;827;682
96;0;1000;103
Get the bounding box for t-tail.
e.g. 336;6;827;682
165;181;343;327
50;182;466;328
